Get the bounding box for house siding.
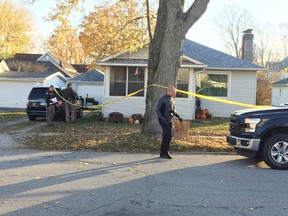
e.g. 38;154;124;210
200;71;256;117
272;86;288;106
0;75;66;108
43;75;66;88
102;68;257;119
38;54;59;66
102;67;195;120
74;82;104;104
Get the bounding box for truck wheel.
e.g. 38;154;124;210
262;134;288;170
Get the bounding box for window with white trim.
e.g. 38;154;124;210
196;73;228;97
110;66;145;96
176;68;189;98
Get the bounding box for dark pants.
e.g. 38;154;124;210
158;119;173;155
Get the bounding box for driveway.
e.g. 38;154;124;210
0;119;287;216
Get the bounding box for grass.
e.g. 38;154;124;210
0;112;26;123
19;111;233;153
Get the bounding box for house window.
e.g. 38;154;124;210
196;73;228;97
110;66;126;96
128;67;144;96
110;66;145;96
176;68;189;98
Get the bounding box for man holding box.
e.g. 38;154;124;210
156;86;183;159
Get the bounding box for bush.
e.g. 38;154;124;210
131;113;143;123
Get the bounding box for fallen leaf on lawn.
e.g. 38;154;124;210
34;176;42;180
43;205;48;209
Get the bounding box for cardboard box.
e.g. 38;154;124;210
173;120;190;139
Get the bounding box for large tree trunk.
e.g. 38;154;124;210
142;0;210;136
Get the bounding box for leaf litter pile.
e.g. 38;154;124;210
23;113;234;153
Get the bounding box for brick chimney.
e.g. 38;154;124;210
241;29;254;62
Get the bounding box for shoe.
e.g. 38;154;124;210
160;154;172;159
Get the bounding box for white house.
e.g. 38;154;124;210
0;52;80;109
0;70;67;108
68;69;104;104
97;38;263;119
271;78;288;106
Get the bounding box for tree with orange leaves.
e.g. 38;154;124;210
0;0;33;58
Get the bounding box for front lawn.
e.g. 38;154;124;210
22;111;233;153
0;112;26;123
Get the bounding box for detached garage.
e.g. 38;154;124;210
0;71;67;108
271;78;288;106
68;69;104;104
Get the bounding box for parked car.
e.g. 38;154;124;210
26;87;83;121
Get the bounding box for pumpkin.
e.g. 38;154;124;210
128;117;134;123
195;114;201;119
204;109;209;115
200;114;206;119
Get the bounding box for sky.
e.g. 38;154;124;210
21;0;288;52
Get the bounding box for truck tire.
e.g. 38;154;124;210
262;134;288;170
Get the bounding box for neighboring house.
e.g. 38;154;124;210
0;52;80;109
68;69;104;104
266;57;288;73
97;38;263;119
0;71;67;108
271;77;288;106
37;52;79;78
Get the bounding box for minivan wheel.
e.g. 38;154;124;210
28;115;37;121
262;134;288;170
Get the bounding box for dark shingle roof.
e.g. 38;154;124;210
182;39;262;69
272;77;288;85
68;69;104;82
98;39;263;70
14;53;42;61
5;59;62;73
71;64;89;73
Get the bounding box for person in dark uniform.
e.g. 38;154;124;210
62;83;76;123
156;86;183;159
45;85;57;126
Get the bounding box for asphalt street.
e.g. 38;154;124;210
1;135;288;216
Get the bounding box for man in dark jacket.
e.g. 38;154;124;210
62;83;77;123
156;86;182;159
45;85;57;126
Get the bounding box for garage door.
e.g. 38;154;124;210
76;84;104;104
0;81;36;108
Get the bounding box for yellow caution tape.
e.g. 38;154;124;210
1;84;268;109
53;86;147;109
151;84;267;108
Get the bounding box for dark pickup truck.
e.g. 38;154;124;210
227;106;288;170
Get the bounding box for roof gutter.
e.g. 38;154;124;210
204;67;266;71
0;77;44;81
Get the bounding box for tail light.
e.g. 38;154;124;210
58;99;63;107
26;98;29;107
